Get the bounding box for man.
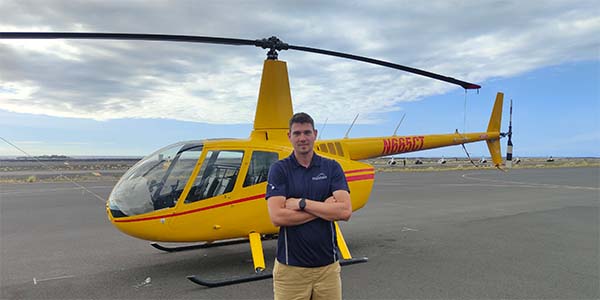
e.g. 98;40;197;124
266;112;352;300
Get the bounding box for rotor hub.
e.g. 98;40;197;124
254;36;289;60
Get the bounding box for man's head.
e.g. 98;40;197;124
288;112;317;156
288;112;315;131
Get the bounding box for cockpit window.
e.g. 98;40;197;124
108;141;203;218
151;147;202;209
243;151;279;187
185;150;244;203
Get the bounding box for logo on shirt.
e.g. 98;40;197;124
312;173;328;181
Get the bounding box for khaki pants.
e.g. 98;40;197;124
273;260;341;300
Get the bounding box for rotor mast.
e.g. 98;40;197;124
250;59;294;141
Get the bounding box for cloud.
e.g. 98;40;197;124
0;0;598;124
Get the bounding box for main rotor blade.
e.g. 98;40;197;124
288;44;480;90
0;32;258;47
0;32;481;89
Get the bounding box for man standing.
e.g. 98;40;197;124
266;112;352;300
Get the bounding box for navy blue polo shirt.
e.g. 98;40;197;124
266;152;349;267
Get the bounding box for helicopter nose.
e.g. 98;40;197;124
107;140;204;220
108;175;156;218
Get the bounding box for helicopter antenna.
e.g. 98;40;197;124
505;99;514;168
463;90;468;133
344;114;359;139
318;117;328;140
392;113;406;136
0;32;481;89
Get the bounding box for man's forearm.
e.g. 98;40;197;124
304;200;351;221
286;196;352;222
272;207;317;226
268;196;318;227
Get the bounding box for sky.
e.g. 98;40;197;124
0;0;598;158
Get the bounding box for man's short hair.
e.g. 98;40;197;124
289;112;315;130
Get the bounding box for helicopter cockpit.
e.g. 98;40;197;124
108;140;278;218
108;141;204;218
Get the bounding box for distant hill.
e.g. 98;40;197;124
15;155;72;161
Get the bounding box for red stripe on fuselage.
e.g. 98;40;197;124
346;173;375;182
344;168;375;174
114;193;266;223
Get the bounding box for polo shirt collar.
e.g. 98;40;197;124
289;152;322;169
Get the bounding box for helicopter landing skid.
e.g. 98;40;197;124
187;270;273;288
187;256;368;288
150;239;250;252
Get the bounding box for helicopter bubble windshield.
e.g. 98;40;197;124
108;141;203;218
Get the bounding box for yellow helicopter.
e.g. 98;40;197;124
0;32;512;287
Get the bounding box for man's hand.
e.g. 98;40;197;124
284;197;298;210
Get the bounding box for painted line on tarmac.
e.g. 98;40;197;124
376;182;434;186
461;173;599;191
377;183;522;188
401;227;418;232
0;185;114;196
33;275;75;285
438;183;556;188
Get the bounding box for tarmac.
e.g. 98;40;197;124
1;167;598;299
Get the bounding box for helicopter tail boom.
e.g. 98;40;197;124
316;93;505;163
327;131;500;161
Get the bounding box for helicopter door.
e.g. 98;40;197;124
183;150;244;204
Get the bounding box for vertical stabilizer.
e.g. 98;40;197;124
253;59;294;131
486;139;503;167
486;92;504;166
487;92;503;133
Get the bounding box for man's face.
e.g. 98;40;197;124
288;122;317;155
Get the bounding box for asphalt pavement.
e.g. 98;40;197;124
1;167;598;299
